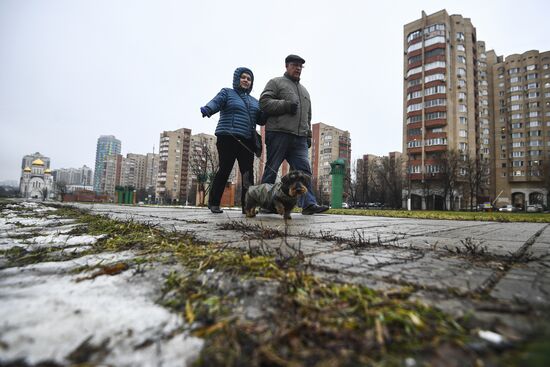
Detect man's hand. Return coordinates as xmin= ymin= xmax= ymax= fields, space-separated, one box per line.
xmin=289 ymin=102 xmax=298 ymax=115
xmin=307 ymin=137 xmax=312 ymax=148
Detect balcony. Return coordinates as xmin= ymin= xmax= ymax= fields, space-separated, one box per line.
xmin=425 ymin=119 xmax=447 ymax=128
xmin=424 ymin=145 xmax=447 ymax=153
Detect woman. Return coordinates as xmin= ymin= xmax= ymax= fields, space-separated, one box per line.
xmin=200 ymin=67 xmax=261 ymax=213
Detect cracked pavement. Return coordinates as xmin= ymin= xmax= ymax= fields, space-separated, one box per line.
xmin=1 ymin=201 xmax=549 ymax=366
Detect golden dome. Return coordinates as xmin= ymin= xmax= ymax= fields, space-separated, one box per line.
xmin=24 ymin=166 xmax=31 ymax=172
xmin=44 ymin=168 xmax=52 ymax=174
xmin=32 ymin=159 xmax=45 ymax=166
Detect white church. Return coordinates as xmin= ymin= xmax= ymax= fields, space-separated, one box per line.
xmin=19 ymin=152 xmax=54 ymax=200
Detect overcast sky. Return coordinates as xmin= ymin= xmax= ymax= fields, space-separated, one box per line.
xmin=1 ymin=0 xmax=548 ymax=182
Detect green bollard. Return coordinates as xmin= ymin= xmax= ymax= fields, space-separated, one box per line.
xmin=330 ymin=158 xmax=346 ymax=209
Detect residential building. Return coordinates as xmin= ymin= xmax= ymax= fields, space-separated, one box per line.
xmin=100 ymin=154 xmax=123 ymax=199
xmin=356 ymin=152 xmax=403 ymax=208
xmin=121 ymin=153 xmax=147 ymax=189
xmin=156 ymin=128 xmax=191 ymax=204
xmin=310 ymin=122 xmax=351 ymax=204
xmin=53 ymin=166 xmax=93 ymax=186
xmin=490 ymin=50 xmax=550 ymax=208
xmin=145 ymin=152 xmax=159 ymax=192
xmin=403 ymin=10 xmax=549 ymax=209
xmin=93 ymin=135 xmax=121 ymax=192
xmin=403 ymin=10 xmax=480 ymax=210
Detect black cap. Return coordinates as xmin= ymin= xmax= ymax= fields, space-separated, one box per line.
xmin=285 ymin=54 xmax=305 ymax=65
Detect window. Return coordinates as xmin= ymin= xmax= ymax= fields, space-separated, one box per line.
xmin=424 ymin=138 xmax=443 ymax=146
xmin=424 ymin=99 xmax=446 ymax=108
xmin=408 ymin=54 xmax=422 ymax=64
xmin=457 ymin=68 xmax=466 ymax=77
xmin=425 ymin=73 xmax=445 ymax=83
xmin=457 ymin=44 xmax=465 ymax=52
xmin=424 ymin=48 xmax=445 ymax=59
xmin=528 ymin=130 xmax=542 ymax=137
xmin=458 ymin=104 xmax=467 ymax=112
xmin=425 ymin=111 xmax=446 ymax=120
xmin=425 ymin=61 xmax=446 ymax=71
xmin=510 ymin=76 xmax=520 ymax=83
xmin=407 ymin=30 xmax=422 ymax=43
xmin=512 ymin=151 xmax=524 ymax=158
xmin=424 ymin=36 xmax=445 ymax=47
xmin=407 ymin=140 xmax=422 ymax=148
xmin=509 ymin=85 xmax=522 ymax=92
xmin=526 ymin=64 xmax=537 ymax=71
xmin=511 ymin=122 xmax=523 ymax=129
xmin=512 ymin=161 xmax=524 ymax=167
xmin=512 ymin=142 xmax=525 ymax=148
xmin=408 ymin=78 xmax=422 ymax=87
xmin=407 ymin=90 xmax=422 ymax=100
xmin=406 ymin=102 xmax=423 ymax=112
xmin=459 ymin=116 xmax=467 ymax=124
xmin=456 ymin=32 xmax=464 ymax=41
xmin=458 ymin=92 xmax=466 ymax=100
xmin=459 ymin=142 xmax=468 ymax=151
xmin=424 ymin=23 xmax=445 ymax=35
xmin=426 ymin=165 xmax=440 ymax=173
xmin=508 ymin=68 xmax=520 ymax=75
xmin=528 ymin=121 xmax=541 ymax=127
xmin=511 ymin=132 xmax=523 ymax=138
xmin=407 ymin=42 xmax=422 ymax=53
xmin=424 ymin=85 xmax=446 ymax=95
xmin=407 ymin=66 xmax=422 ymax=77
xmin=510 ymin=104 xmax=521 ymax=111
xmin=407 ymin=115 xmax=422 ymax=124
xmin=408 ymin=128 xmax=422 ymax=136
xmin=527 ymin=73 xmax=538 ymax=80
xmin=459 ymin=130 xmax=467 ymax=137
xmin=457 ymin=56 xmax=466 ymax=64
xmin=528 ymin=92 xmax=540 ymax=98
xmin=511 ymin=113 xmax=522 ymax=120
xmin=529 ymin=111 xmax=540 ymax=117
xmin=409 ymin=165 xmax=421 ymax=174
xmin=527 ymin=83 xmax=539 ymax=90
xmin=513 ymin=170 xmax=525 ymax=176
xmin=430 ymin=127 xmax=443 ymax=133
xmin=510 ymin=95 xmax=521 ymax=101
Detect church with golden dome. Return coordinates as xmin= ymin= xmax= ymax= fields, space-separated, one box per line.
xmin=19 ymin=152 xmax=54 ymax=200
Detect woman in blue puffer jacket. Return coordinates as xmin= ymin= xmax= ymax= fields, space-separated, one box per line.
xmin=200 ymin=67 xmax=261 ymax=213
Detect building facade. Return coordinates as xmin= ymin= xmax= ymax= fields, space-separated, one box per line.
xmin=311 ymin=122 xmax=351 ymax=204
xmin=156 ymin=128 xmax=191 ymax=204
xmin=490 ymin=50 xmax=550 ymax=208
xmin=93 ymin=135 xmax=121 ymax=192
xmin=53 ymin=165 xmax=93 ymax=186
xmin=403 ymin=10 xmax=549 ymax=210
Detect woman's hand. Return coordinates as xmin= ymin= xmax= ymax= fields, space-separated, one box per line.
xmin=200 ymin=106 xmax=212 ymax=118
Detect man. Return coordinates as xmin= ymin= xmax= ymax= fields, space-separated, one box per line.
xmin=259 ymin=54 xmax=329 ymax=215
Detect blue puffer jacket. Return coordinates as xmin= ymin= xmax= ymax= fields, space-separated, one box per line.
xmin=204 ymin=67 xmax=260 ymax=140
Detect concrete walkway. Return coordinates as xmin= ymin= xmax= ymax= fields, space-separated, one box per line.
xmin=1 ymin=201 xmax=549 ymax=366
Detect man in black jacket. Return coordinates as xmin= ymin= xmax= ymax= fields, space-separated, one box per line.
xmin=259 ymin=54 xmax=328 ymax=215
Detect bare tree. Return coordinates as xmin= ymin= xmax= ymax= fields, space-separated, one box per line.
xmin=439 ymin=150 xmax=461 ymax=210
xmin=54 ymin=181 xmax=68 ymax=202
xmin=375 ymin=156 xmax=403 ymax=208
xmin=345 ymin=159 xmax=360 ymax=207
xmin=188 ymin=137 xmax=219 ymax=206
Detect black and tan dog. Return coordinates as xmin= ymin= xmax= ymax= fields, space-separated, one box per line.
xmin=244 ymin=170 xmax=310 ymax=219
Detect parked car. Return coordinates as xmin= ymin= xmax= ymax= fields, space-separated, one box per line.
xmin=526 ymin=204 xmax=543 ymax=213
xmin=499 ymin=205 xmax=518 ymax=212
xmin=478 ymin=202 xmax=494 ymax=212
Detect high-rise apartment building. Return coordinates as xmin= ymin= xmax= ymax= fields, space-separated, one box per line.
xmin=310 ymin=122 xmax=351 ymax=203
xmin=93 ymin=135 xmax=121 ymax=192
xmin=490 ymin=50 xmax=550 ymax=208
xmin=403 ymin=10 xmax=481 ymax=209
xmin=403 ymin=10 xmax=549 ymax=210
xmin=53 ymin=166 xmax=93 ymax=186
xmin=100 ymin=154 xmax=122 ymax=199
xmin=120 ymin=153 xmax=147 ymax=190
xmin=145 ymin=152 xmax=159 ymax=192
xmin=156 ymin=128 xmax=191 ymax=204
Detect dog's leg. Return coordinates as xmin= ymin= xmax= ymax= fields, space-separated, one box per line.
xmin=274 ymin=201 xmax=285 ymax=217
xmin=283 ymin=209 xmax=292 ymax=220
xmin=244 ymin=192 xmax=257 ymax=218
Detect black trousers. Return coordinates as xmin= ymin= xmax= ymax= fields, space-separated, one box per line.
xmin=209 ymin=135 xmax=254 ymax=208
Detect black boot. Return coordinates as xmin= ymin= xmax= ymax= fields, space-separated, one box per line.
xmin=208 ymin=204 xmax=223 ymax=214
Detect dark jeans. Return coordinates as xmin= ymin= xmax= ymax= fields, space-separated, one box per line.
xmin=261 ymin=131 xmax=317 ymax=208
xmin=209 ymin=135 xmax=254 ymax=208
